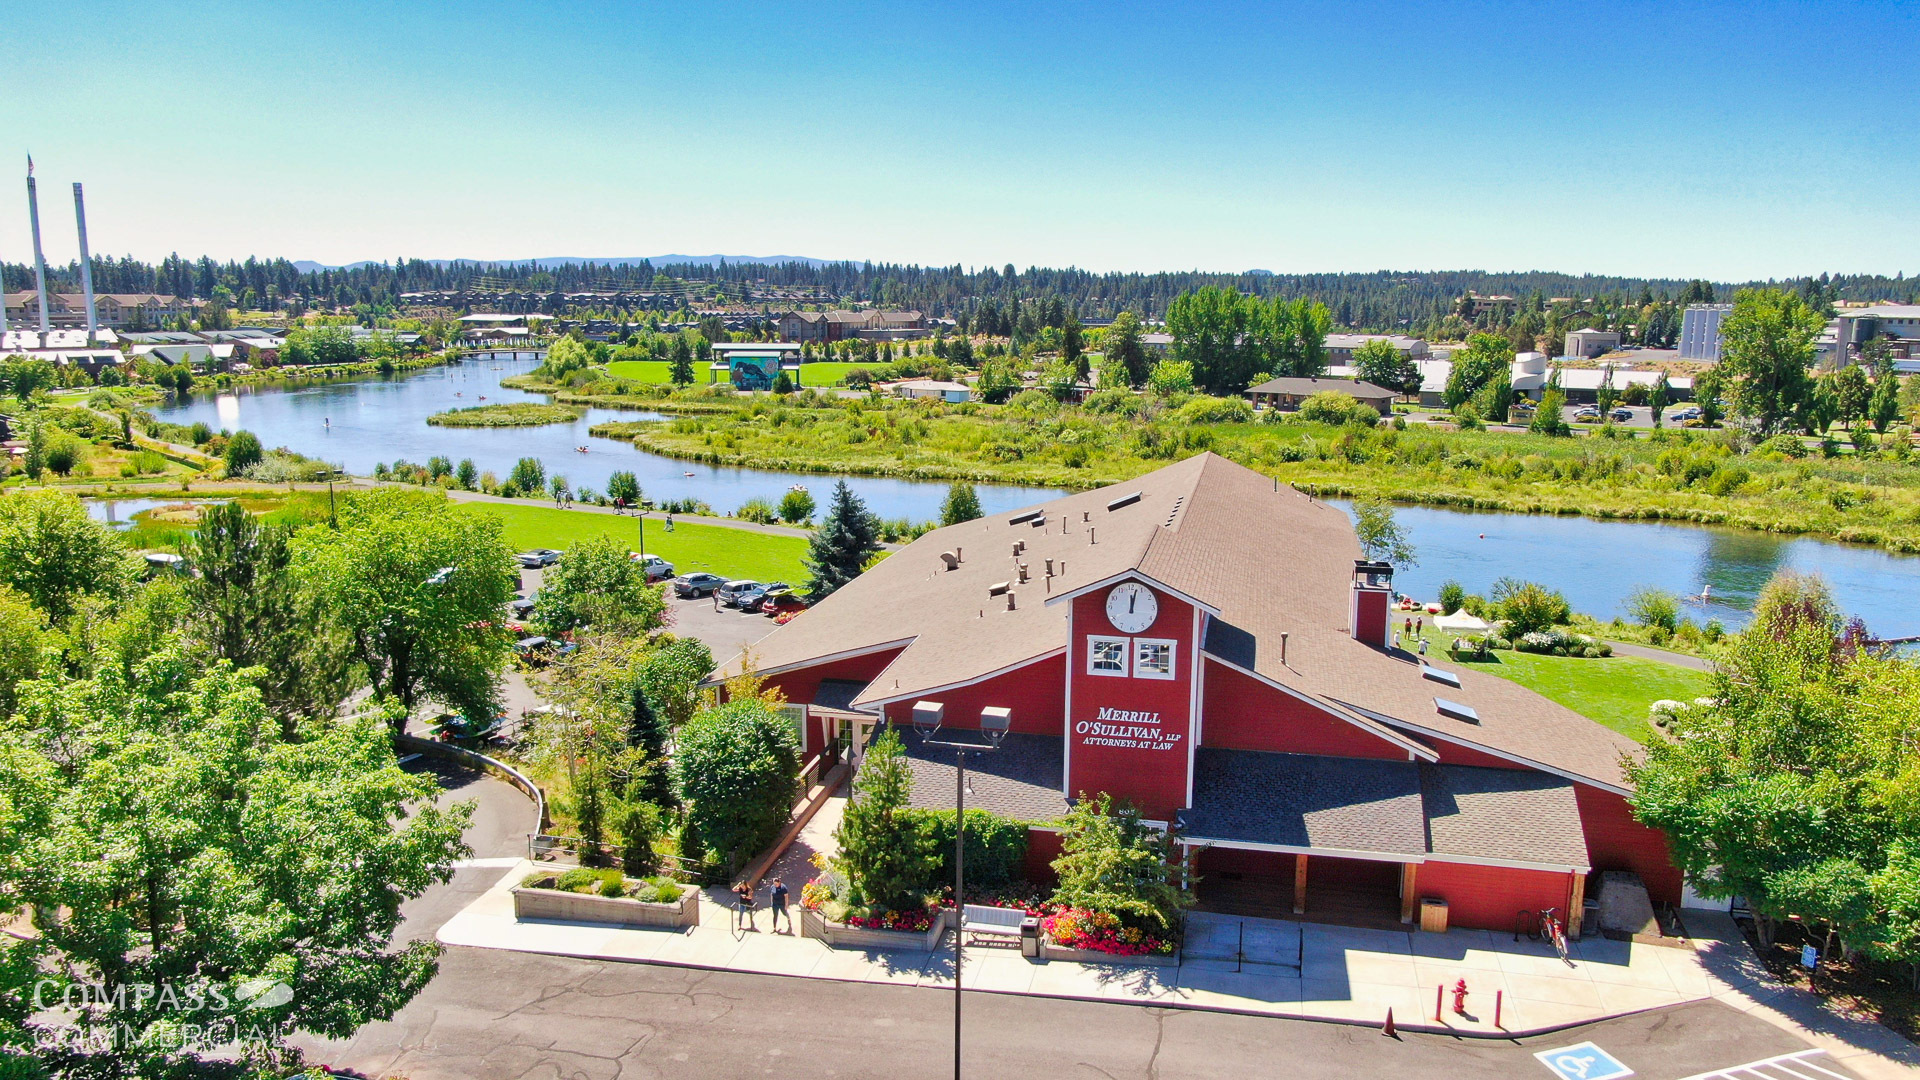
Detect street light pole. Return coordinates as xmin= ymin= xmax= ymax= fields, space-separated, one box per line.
xmin=909 ymin=701 xmax=1009 ymax=1080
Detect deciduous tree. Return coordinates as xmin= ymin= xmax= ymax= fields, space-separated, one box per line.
xmin=1719 ymin=289 xmax=1825 ymax=433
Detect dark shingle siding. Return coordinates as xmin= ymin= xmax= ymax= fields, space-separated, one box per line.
xmin=887 ymin=731 xmax=1069 ymax=823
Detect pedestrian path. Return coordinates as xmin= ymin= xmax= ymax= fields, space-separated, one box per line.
xmin=1684 ymin=910 xmax=1920 ymax=1080
xmin=440 ymin=861 xmax=1714 ymax=1036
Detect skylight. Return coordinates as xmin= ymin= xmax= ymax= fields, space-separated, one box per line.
xmin=1434 ymin=697 xmax=1479 ymax=723
xmin=1106 ymin=491 xmax=1143 ymax=512
xmin=1422 ymin=667 xmax=1461 ymax=688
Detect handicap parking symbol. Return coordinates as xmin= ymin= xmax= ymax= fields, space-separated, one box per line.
xmin=1534 ymin=1041 xmax=1633 ymax=1080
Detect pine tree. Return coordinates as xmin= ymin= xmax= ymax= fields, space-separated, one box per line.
xmin=939 ymin=482 xmax=983 ymax=526
xmin=669 ymin=335 xmax=695 ymax=387
xmin=805 ymin=480 xmax=882 ymax=599
xmin=831 ymin=728 xmax=937 ymax=910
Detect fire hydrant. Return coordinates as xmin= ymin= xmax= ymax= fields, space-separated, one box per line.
xmin=1452 ymin=979 xmax=1470 ymax=1016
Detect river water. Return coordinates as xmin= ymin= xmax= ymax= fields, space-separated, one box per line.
xmin=149 ymin=355 xmax=1066 ymax=522
xmin=147 ymin=359 xmax=1920 ymax=636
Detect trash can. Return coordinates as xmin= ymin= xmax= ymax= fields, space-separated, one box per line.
xmin=1020 ymin=916 xmax=1042 ymax=959
xmin=1419 ymin=898 xmax=1449 ymax=934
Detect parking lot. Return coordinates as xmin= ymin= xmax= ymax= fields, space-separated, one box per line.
xmin=510 ymin=565 xmax=779 ymax=664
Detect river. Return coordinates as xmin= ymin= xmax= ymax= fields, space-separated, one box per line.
xmin=147 ymin=359 xmax=1920 ymax=637
xmin=149 ymin=355 xmax=1066 ymax=522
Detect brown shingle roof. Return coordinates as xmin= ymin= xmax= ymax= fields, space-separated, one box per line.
xmin=716 ymin=453 xmax=1641 ymax=792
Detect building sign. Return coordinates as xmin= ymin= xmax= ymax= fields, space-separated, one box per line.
xmin=1077 ymin=707 xmax=1184 ymax=752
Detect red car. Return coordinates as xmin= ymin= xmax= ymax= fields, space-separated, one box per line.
xmin=761 ymin=591 xmax=810 ymax=617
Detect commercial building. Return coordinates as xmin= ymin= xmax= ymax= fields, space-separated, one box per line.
xmin=1564 ymin=328 xmax=1622 ymax=359
xmin=1826 ymin=305 xmax=1920 ymax=371
xmin=1244 ymin=376 xmax=1396 ymax=415
xmin=889 ymin=379 xmax=971 ymax=403
xmin=773 ymin=309 xmax=925 ymax=343
xmin=1323 ymin=334 xmax=1429 ymax=366
xmin=1678 ymin=304 xmax=1731 ymax=361
xmin=708 ymin=341 xmax=804 ymax=389
xmin=4 ymin=291 xmax=193 ymax=330
xmin=716 ymin=455 xmax=1680 ymax=933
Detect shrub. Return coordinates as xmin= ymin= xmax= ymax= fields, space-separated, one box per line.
xmin=1176 ymin=396 xmax=1253 ymax=425
xmin=1757 ymin=433 xmax=1807 ymax=459
xmin=1625 ymin=586 xmax=1681 ymax=633
xmin=832 ymin=729 xmax=938 ymax=911
xmin=1490 ymin=578 xmax=1570 ymax=636
xmin=633 ymin=876 xmax=684 ymax=903
xmin=44 ymin=435 xmax=85 ymax=476
xmin=778 ymin=488 xmax=816 ymax=524
xmin=909 ymin=808 xmax=1030 ymax=890
xmin=736 ymin=497 xmax=779 ymax=524
xmin=1051 ymin=793 xmax=1190 ymax=935
xmin=555 ymin=867 xmax=599 ymax=893
xmin=673 ymin=698 xmax=801 ymax=872
xmin=1437 ymin=580 xmax=1466 ymax=615
xmin=510 ymin=456 xmax=546 ymax=493
xmin=1297 ymin=391 xmax=1378 ymax=427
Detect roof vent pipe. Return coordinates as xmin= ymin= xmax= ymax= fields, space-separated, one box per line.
xmin=1281 ymin=632 xmax=1289 ymax=665
xmin=1044 ymin=558 xmax=1054 ymax=576
xmin=955 ymin=546 xmax=962 ymax=563
xmin=1017 ymin=563 xmax=1029 ymax=584
xmin=1083 ymin=511 xmax=1090 ymax=522
xmin=1089 ymin=527 xmax=1096 ymax=545
xmin=1006 ymin=590 xmax=1017 ymax=611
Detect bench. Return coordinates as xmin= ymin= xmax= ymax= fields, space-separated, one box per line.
xmin=961 ymin=904 xmax=1028 ymax=945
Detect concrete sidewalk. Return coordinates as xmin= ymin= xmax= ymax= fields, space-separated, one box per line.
xmin=1684 ymin=910 xmax=1920 ymax=1080
xmin=441 ymin=861 xmax=1713 ymax=1037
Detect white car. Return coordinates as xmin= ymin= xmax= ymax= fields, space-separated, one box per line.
xmin=632 ymin=553 xmax=674 ymax=581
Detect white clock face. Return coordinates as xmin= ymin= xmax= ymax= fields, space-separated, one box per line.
xmin=1105 ymin=582 xmax=1159 ymax=633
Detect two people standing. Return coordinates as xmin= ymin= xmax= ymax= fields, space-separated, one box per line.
xmin=732 ymin=878 xmax=791 ymax=933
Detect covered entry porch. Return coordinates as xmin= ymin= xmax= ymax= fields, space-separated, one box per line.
xmin=1184 ymin=843 xmax=1420 ymax=932
xmin=1177 ymin=748 xmax=1594 ymax=936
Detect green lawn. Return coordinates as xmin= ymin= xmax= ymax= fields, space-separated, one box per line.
xmin=462 ymin=501 xmax=810 ymax=582
xmin=605 ymin=360 xmax=872 ymax=388
xmin=1451 ymin=648 xmax=1710 ymax=743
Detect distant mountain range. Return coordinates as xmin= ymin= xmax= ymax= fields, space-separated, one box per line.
xmin=288 ymin=254 xmax=844 ymax=273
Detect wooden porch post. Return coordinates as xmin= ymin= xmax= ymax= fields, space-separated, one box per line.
xmin=1568 ymin=872 xmax=1587 ymax=938
xmin=1293 ymin=854 xmax=1308 ymax=915
xmin=1400 ymin=863 xmax=1418 ymax=925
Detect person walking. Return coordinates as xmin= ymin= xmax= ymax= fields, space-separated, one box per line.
xmin=769 ymin=878 xmax=790 ymax=933
xmin=734 ymin=880 xmax=756 ymax=932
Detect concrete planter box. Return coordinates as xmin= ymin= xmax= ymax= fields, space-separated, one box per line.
xmin=1042 ymin=938 xmax=1179 ymax=967
xmin=512 ymin=884 xmax=699 ymax=929
xmin=800 ymin=905 xmax=951 ymax=951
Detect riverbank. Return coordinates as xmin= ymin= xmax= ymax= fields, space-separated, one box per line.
xmin=568 ymin=390 xmax=1920 ymax=552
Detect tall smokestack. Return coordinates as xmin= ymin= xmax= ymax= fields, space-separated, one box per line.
xmin=73 ymin=182 xmax=97 ymax=343
xmin=26 ymin=157 xmax=51 ymax=334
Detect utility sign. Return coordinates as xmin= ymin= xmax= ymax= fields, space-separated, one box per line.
xmin=1535 ymin=1042 xmax=1633 ymax=1080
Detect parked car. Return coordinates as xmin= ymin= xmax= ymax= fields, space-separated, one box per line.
xmin=506 ymin=596 xmax=537 ymax=620
xmin=1669 ymin=407 xmax=1701 ymax=422
xmin=672 ymin=572 xmax=727 ymax=598
xmin=735 ymin=581 xmax=791 ymax=611
xmin=631 ymin=553 xmax=675 ymax=581
xmin=716 ymin=580 xmax=763 ymax=608
xmin=1572 ymin=407 xmax=1601 ymax=422
xmin=762 ymin=590 xmax=810 ymax=617
xmin=1610 ymin=407 xmax=1634 ymax=422
xmin=516 ymin=548 xmax=562 ymax=569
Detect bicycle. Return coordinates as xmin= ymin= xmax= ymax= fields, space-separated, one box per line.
xmin=1539 ymin=906 xmax=1570 ymax=964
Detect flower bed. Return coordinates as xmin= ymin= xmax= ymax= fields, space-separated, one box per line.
xmin=1040 ymin=908 xmax=1178 ymax=964
xmin=513 ymin=869 xmax=699 ymax=929
xmin=799 ymin=905 xmax=951 ymax=951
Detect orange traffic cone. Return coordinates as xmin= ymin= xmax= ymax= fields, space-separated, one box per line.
xmin=1383 ymin=1007 xmax=1397 ymax=1038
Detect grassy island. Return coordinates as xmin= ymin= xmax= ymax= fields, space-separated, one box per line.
xmin=427 ymin=402 xmax=585 ymax=427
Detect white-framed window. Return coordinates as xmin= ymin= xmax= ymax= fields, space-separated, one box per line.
xmin=1088 ymin=635 xmax=1130 ymax=677
xmin=1133 ymin=638 xmax=1177 ymax=680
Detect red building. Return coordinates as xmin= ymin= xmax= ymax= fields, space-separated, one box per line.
xmin=717 ymin=454 xmax=1678 ymax=935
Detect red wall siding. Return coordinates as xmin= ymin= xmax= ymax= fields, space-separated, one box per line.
xmin=1024 ymin=827 xmax=1063 ymax=888
xmin=1417 ymin=860 xmax=1574 ymax=933
xmin=1576 ymin=784 xmax=1683 ymax=906
xmin=761 ymin=648 xmax=905 ymax=754
xmin=879 ymin=653 xmax=1066 ymax=735
xmin=1353 ymin=587 xmax=1390 ymax=647
xmin=1066 ymin=583 xmax=1197 ymax=821
xmin=1201 ymin=660 xmax=1408 ymax=760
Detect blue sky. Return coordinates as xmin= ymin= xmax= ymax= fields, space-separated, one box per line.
xmin=5 ymin=0 xmax=1916 ymax=279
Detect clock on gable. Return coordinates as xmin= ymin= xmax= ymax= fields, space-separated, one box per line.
xmin=1105 ymin=582 xmax=1159 ymax=634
